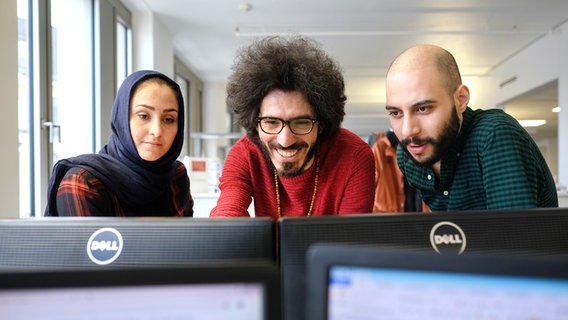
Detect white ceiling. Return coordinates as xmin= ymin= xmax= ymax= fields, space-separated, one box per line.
xmin=125 ymin=0 xmax=567 ymax=139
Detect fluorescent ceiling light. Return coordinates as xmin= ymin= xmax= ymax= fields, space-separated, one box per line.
xmin=518 ymin=119 xmax=546 ymax=127
xmin=552 ymin=107 xmax=560 ymax=113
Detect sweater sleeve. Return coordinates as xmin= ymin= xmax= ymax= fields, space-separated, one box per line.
xmin=209 ymin=139 xmax=254 ymax=217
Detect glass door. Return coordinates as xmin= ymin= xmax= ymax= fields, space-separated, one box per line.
xmin=49 ymin=0 xmax=94 ymax=163
xmin=17 ymin=0 xmax=32 ymax=217
xmin=17 ymin=0 xmax=94 ymax=217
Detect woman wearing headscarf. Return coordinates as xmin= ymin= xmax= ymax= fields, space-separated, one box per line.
xmin=44 ymin=70 xmax=193 ymax=216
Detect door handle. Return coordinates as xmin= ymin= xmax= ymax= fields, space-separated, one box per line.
xmin=42 ymin=121 xmax=61 ymax=143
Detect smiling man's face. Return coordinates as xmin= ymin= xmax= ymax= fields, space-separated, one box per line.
xmin=257 ymin=89 xmax=319 ymax=177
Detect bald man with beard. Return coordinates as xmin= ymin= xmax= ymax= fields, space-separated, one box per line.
xmin=384 ymin=44 xmax=557 ymax=211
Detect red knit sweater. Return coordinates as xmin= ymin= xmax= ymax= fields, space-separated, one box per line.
xmin=210 ymin=128 xmax=375 ymax=220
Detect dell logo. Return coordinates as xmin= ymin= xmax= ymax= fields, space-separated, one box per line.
xmin=87 ymin=228 xmax=123 ymax=265
xmin=430 ymin=221 xmax=466 ymax=254
xmin=90 ymin=240 xmax=120 ymax=251
xmin=434 ymin=234 xmax=463 ymax=245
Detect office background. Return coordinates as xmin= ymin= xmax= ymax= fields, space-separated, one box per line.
xmin=1 ymin=0 xmax=567 ymax=219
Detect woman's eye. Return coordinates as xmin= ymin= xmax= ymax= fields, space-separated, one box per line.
xmin=137 ymin=113 xmax=148 ymax=120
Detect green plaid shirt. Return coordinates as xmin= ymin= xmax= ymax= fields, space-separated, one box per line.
xmin=397 ymin=107 xmax=558 ymax=211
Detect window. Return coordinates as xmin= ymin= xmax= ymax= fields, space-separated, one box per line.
xmin=17 ymin=0 xmax=31 ymax=217
xmin=115 ymin=20 xmax=131 ymax=89
xmin=16 ymin=0 xmax=136 ymax=217
xmin=50 ymin=0 xmax=94 ymax=161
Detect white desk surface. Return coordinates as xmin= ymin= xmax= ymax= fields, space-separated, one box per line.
xmin=191 ymin=193 xmax=254 ymax=218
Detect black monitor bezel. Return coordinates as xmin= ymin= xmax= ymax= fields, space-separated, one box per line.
xmin=278 ymin=207 xmax=568 ymax=320
xmin=305 ymin=243 xmax=568 ymax=320
xmin=0 ymin=216 xmax=276 ymax=271
xmin=0 ymin=262 xmax=282 ymax=320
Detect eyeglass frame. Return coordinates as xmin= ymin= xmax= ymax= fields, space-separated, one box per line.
xmin=257 ymin=116 xmax=318 ymax=135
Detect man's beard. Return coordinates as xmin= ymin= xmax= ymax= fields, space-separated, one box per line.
xmin=400 ymin=106 xmax=460 ymax=168
xmin=258 ymin=140 xmax=317 ymax=178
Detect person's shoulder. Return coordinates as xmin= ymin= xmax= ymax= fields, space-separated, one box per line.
xmin=334 ymin=128 xmax=368 ymax=144
xmin=470 ymin=107 xmax=518 ymax=126
xmin=59 ymin=166 xmax=107 ymax=191
xmin=227 ymin=134 xmax=263 ymax=156
xmin=332 ymin=128 xmax=367 ymax=144
xmin=467 ymin=107 xmax=525 ymax=135
xmin=227 ymin=134 xmax=255 ymax=149
xmin=174 ymin=160 xmax=188 ymax=173
xmin=466 ymin=107 xmax=534 ymax=148
xmin=223 ymin=134 xmax=266 ymax=170
xmin=62 ymin=166 xmax=96 ymax=179
xmin=323 ymin=128 xmax=372 ymax=155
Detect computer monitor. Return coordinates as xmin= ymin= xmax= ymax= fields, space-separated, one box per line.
xmin=278 ymin=208 xmax=568 ymax=320
xmin=306 ymin=243 xmax=568 ymax=320
xmin=0 ymin=262 xmax=281 ymax=320
xmin=0 ymin=217 xmax=275 ymax=270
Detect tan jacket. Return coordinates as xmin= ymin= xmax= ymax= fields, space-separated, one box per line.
xmin=371 ymin=132 xmax=429 ymax=213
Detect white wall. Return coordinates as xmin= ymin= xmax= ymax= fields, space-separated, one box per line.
xmin=202 ymin=81 xmax=231 ymax=158
xmin=152 ymin=17 xmax=174 ymax=77
xmin=560 ymin=76 xmax=568 ymax=186
xmin=130 ymin=6 xmax=174 ymax=77
xmin=0 ymin=0 xmax=20 ymax=218
xmin=476 ymin=21 xmax=568 ymax=186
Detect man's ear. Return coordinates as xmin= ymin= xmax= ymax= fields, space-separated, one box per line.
xmin=454 ymin=84 xmax=470 ymax=113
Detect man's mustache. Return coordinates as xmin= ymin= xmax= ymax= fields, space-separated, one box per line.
xmin=400 ymin=137 xmax=435 ymax=147
xmin=268 ymin=142 xmax=309 ymax=150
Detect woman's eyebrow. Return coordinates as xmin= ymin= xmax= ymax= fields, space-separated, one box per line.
xmin=133 ymin=104 xmax=178 ymax=113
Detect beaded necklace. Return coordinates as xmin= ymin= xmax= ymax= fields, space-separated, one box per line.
xmin=274 ymin=157 xmax=320 ymax=217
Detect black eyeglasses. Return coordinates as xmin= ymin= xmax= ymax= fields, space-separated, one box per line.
xmin=257 ymin=117 xmax=318 ymax=135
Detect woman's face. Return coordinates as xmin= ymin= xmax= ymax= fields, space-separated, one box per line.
xmin=129 ymin=81 xmax=179 ymax=162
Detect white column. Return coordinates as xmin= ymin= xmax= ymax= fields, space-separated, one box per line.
xmin=0 ymin=0 xmax=20 ymax=218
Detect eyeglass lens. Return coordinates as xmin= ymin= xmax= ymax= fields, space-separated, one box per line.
xmin=259 ymin=118 xmax=315 ymax=134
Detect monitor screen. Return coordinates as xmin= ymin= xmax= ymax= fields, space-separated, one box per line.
xmin=279 ymin=208 xmax=568 ymax=320
xmin=307 ymin=244 xmax=568 ymax=320
xmin=0 ymin=217 xmax=275 ymax=270
xmin=0 ymin=262 xmax=281 ymax=320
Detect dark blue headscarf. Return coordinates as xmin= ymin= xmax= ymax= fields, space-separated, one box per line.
xmin=44 ymin=70 xmax=185 ymax=216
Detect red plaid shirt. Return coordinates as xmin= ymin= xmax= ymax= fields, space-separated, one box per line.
xmin=55 ymin=162 xmax=193 ymax=216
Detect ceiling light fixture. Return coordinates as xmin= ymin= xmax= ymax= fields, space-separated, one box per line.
xmin=234 ymin=28 xmax=546 ymax=37
xmin=518 ymin=120 xmax=546 ymax=127
xmin=552 ymin=106 xmax=560 ymax=113
xmin=239 ymin=3 xmax=252 ymax=13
